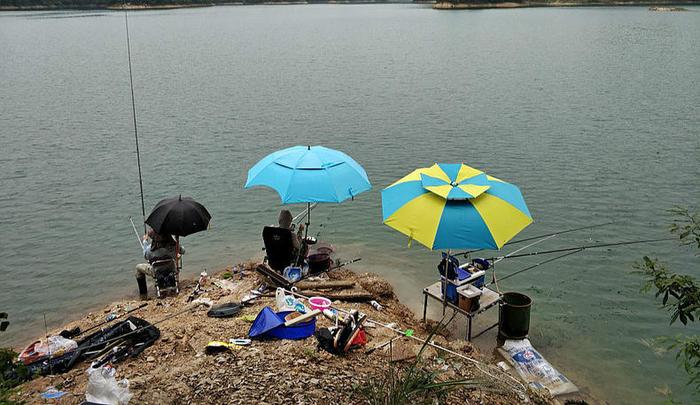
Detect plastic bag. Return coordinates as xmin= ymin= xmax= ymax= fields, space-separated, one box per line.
xmin=282 ymin=266 xmax=302 ymax=282
xmin=34 ymin=335 xmax=78 ymax=357
xmin=85 ymin=366 xmax=132 ymax=405
xmin=275 ymin=288 xmax=308 ymax=313
xmin=497 ymin=339 xmax=578 ymax=396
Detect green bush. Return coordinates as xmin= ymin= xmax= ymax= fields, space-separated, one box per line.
xmin=635 ymin=207 xmax=700 ymax=401
xmin=0 ymin=348 xmax=27 ymax=405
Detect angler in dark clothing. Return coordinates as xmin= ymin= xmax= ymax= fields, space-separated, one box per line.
xmin=135 ymin=229 xmax=184 ymax=300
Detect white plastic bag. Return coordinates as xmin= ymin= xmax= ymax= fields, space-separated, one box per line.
xmin=497 ymin=339 xmax=578 ymax=396
xmin=35 ymin=336 xmax=78 ymax=357
xmin=275 ymin=288 xmax=308 ymax=313
xmin=85 ymin=366 xmax=132 ymax=405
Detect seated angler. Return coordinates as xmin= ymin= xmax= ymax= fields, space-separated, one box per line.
xmin=278 ymin=209 xmax=305 ymax=258
xmin=135 ymin=228 xmax=184 ymax=300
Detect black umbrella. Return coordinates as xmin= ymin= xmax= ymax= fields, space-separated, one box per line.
xmin=145 ymin=195 xmax=211 ymax=237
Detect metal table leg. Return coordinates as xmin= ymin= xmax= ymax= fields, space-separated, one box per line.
xmin=467 ymin=315 xmax=473 ymax=341
xmin=422 ymin=293 xmax=428 ymax=323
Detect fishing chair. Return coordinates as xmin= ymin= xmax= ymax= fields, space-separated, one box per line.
xmin=262 ymin=226 xmax=307 ymax=272
xmin=151 ymin=258 xmax=179 ymax=298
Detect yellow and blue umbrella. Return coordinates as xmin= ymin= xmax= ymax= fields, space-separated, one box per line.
xmin=381 ymin=163 xmax=532 ymax=250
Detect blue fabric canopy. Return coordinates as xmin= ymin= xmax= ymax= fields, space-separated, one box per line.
xmin=244 ymin=145 xmax=371 ymax=204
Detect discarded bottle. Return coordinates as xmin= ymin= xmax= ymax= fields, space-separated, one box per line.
xmin=105 ymin=313 xmax=117 ymax=322
xmin=232 ymin=265 xmax=242 ymax=280
xmin=370 ymin=300 xmax=383 ymax=311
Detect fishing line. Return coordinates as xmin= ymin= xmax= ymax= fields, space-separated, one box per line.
xmin=123 ymin=3 xmax=146 ymax=233
xmin=487 ymin=237 xmax=674 ymax=262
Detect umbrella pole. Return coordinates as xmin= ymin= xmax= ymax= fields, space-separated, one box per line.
xmin=442 ymin=250 xmax=450 ymax=315
xmin=305 ymin=202 xmax=310 ymax=240
xmin=176 ymin=235 xmax=180 ymax=271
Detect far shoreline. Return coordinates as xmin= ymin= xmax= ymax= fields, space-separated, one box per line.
xmin=1 ymin=0 xmax=698 ymax=11
xmin=432 ymin=0 xmax=697 ymax=8
xmin=0 ymin=1 xmax=412 ymax=11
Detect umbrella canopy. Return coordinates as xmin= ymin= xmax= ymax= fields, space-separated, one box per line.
xmin=381 ymin=163 xmax=532 ymax=250
xmin=145 ymin=195 xmax=211 ymax=237
xmin=244 ymin=145 xmax=371 ymax=204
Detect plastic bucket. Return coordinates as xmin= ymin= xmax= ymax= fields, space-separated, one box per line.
xmin=308 ymin=296 xmax=332 ymax=311
xmin=499 ymin=292 xmax=532 ymax=339
xmin=308 ymin=253 xmax=332 ymax=274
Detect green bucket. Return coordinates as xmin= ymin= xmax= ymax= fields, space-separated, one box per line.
xmin=499 ymin=292 xmax=532 ymax=339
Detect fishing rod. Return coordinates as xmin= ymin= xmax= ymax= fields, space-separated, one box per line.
xmin=293 ymin=203 xmax=318 ymax=224
xmin=455 ymin=221 xmax=615 ymax=258
xmin=487 ymin=237 xmax=674 ymax=262
xmin=123 ymin=1 xmax=146 ymax=233
xmin=70 ymin=303 xmax=204 ymax=356
xmin=492 ymin=234 xmax=557 ymax=265
xmin=60 ymin=303 xmax=149 ymax=339
xmin=129 ymin=216 xmax=145 ymax=249
xmin=487 ymin=248 xmax=584 ymax=287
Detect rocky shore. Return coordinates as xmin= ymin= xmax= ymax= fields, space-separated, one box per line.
xmin=7 ymin=262 xmax=564 ymax=405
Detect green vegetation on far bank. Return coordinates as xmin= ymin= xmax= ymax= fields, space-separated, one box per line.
xmin=0 ymin=0 xmax=407 ymax=9
xmin=3 ymin=0 xmax=699 ymax=10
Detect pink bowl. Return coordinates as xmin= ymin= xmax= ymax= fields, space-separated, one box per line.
xmin=308 ymin=296 xmax=332 ymax=311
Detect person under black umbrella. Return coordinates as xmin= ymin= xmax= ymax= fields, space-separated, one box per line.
xmin=135 ymin=195 xmax=211 ymax=299
xmin=135 ymin=228 xmax=185 ymax=300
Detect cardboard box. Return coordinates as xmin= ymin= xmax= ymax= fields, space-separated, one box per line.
xmin=457 ymin=284 xmax=482 ymax=312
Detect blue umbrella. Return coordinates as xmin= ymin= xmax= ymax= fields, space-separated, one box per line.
xmin=245 ymin=145 xmax=371 ymax=204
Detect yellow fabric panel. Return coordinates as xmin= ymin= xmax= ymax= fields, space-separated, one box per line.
xmin=456 ymin=164 xmax=483 ymax=183
xmin=424 ymin=184 xmax=452 ymax=199
xmin=486 ymin=175 xmax=504 ymax=183
xmin=422 ymin=164 xmax=451 ymax=183
xmin=457 ymin=184 xmax=490 ymax=198
xmin=387 ymin=168 xmax=424 ymax=188
xmin=383 ymin=192 xmax=446 ymax=250
xmin=472 ymin=193 xmax=533 ymax=248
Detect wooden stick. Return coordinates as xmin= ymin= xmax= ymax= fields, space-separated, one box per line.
xmin=295 ymin=280 xmax=355 ymax=290
xmin=284 ymin=309 xmax=321 ymax=326
xmin=300 ymin=290 xmax=373 ymax=302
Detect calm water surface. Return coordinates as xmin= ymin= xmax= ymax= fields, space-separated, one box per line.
xmin=1 ymin=5 xmax=699 ymax=403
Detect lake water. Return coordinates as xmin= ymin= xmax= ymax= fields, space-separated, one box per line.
xmin=1 ymin=4 xmax=699 ymax=403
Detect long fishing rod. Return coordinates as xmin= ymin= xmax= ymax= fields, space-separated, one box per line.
xmin=61 ymin=303 xmax=149 ymax=339
xmin=487 ymin=248 xmax=584 ymax=287
xmin=71 ymin=303 xmax=204 ymax=356
xmin=492 ymin=233 xmax=557 ymax=265
xmin=488 ymin=237 xmax=673 ymax=261
xmin=123 ymin=2 xmax=146 ymax=233
xmin=455 ymin=221 xmax=614 ymax=258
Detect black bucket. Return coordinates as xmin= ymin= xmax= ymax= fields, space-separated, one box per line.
xmin=499 ymin=292 xmax=532 ymax=339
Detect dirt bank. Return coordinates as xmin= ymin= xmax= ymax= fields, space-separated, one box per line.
xmin=9 ymin=264 xmax=556 ymax=404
